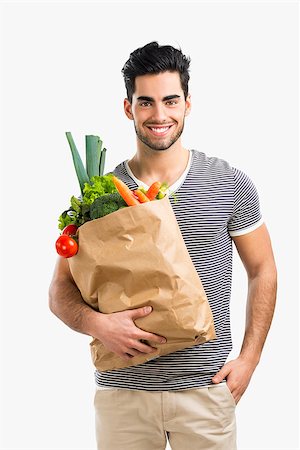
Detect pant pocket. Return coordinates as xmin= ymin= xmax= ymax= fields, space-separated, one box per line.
xmin=224 ymin=382 xmax=236 ymax=407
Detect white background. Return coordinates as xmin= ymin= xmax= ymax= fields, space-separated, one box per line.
xmin=0 ymin=1 xmax=299 ymax=449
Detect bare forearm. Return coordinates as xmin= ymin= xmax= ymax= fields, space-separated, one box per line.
xmin=239 ymin=268 xmax=277 ymax=365
xmin=49 ymin=279 xmax=100 ymax=336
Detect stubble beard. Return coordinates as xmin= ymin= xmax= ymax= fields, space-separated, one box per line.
xmin=134 ymin=120 xmax=185 ymax=151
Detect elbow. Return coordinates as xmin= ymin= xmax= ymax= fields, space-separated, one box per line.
xmin=269 ymin=262 xmax=278 ymax=286
xmin=247 ymin=261 xmax=278 ymax=297
xmin=262 ymin=262 xmax=278 ymax=285
xmin=48 ymin=281 xmax=58 ymax=316
xmin=247 ymin=258 xmax=278 ymax=282
xmin=267 ymin=266 xmax=278 ymax=300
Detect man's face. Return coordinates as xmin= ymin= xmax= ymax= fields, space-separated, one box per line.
xmin=124 ymin=71 xmax=191 ymax=151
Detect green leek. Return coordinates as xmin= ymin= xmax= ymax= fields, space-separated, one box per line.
xmin=65 ymin=132 xmax=90 ymax=195
xmin=99 ymin=147 xmax=107 ymax=176
xmin=86 ymin=135 xmax=102 ymax=179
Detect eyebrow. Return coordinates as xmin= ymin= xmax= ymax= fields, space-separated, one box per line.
xmin=137 ymin=95 xmax=181 ymax=102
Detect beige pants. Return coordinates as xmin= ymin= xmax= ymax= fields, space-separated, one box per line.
xmin=94 ymin=383 xmax=237 ymax=450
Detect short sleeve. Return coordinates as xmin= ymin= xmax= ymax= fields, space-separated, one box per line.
xmin=228 ymin=167 xmax=264 ymax=237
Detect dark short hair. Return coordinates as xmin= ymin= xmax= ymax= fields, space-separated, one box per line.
xmin=121 ymin=41 xmax=191 ymax=103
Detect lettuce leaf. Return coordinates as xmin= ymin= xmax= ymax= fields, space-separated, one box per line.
xmin=58 ymin=210 xmax=78 ymax=230
xmin=82 ymin=174 xmax=117 ymax=205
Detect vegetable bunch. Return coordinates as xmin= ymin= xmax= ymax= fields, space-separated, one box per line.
xmin=55 ymin=132 xmax=169 ymax=258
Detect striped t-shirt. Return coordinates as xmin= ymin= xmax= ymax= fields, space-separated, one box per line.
xmin=95 ymin=149 xmax=263 ymax=391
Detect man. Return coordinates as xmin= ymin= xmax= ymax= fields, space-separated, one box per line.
xmin=49 ymin=42 xmax=277 ymax=450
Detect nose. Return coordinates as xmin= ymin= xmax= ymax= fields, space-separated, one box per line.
xmin=151 ymin=103 xmax=168 ymax=123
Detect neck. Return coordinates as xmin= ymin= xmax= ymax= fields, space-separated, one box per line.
xmin=128 ymin=139 xmax=190 ymax=187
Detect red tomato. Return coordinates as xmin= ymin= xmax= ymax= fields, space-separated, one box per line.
xmin=55 ymin=235 xmax=78 ymax=258
xmin=62 ymin=224 xmax=78 ymax=236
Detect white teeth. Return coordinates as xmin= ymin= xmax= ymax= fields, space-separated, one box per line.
xmin=150 ymin=127 xmax=169 ymax=133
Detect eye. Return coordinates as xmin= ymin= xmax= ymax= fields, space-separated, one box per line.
xmin=140 ymin=102 xmax=152 ymax=107
xmin=165 ymin=100 xmax=178 ymax=106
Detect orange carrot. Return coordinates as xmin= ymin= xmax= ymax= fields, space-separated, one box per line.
xmin=133 ymin=189 xmax=151 ymax=203
xmin=146 ymin=181 xmax=162 ymax=200
xmin=112 ymin=176 xmax=140 ymax=206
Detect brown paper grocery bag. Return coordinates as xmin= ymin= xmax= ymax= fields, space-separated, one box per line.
xmin=68 ymin=196 xmax=216 ymax=371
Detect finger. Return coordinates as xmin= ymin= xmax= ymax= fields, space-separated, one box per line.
xmin=140 ymin=332 xmax=167 ymax=345
xmin=126 ymin=348 xmax=142 ymax=357
xmin=133 ymin=341 xmax=158 ymax=354
xmin=129 ymin=306 xmax=152 ymax=319
xmin=120 ymin=353 xmax=132 ymax=361
xmin=212 ymin=364 xmax=231 ymax=383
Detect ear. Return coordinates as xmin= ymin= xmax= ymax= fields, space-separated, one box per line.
xmin=124 ymin=98 xmax=134 ymax=120
xmin=184 ymin=94 xmax=191 ymax=116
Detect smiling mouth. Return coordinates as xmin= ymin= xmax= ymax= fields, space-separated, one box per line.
xmin=146 ymin=124 xmax=174 ymax=137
